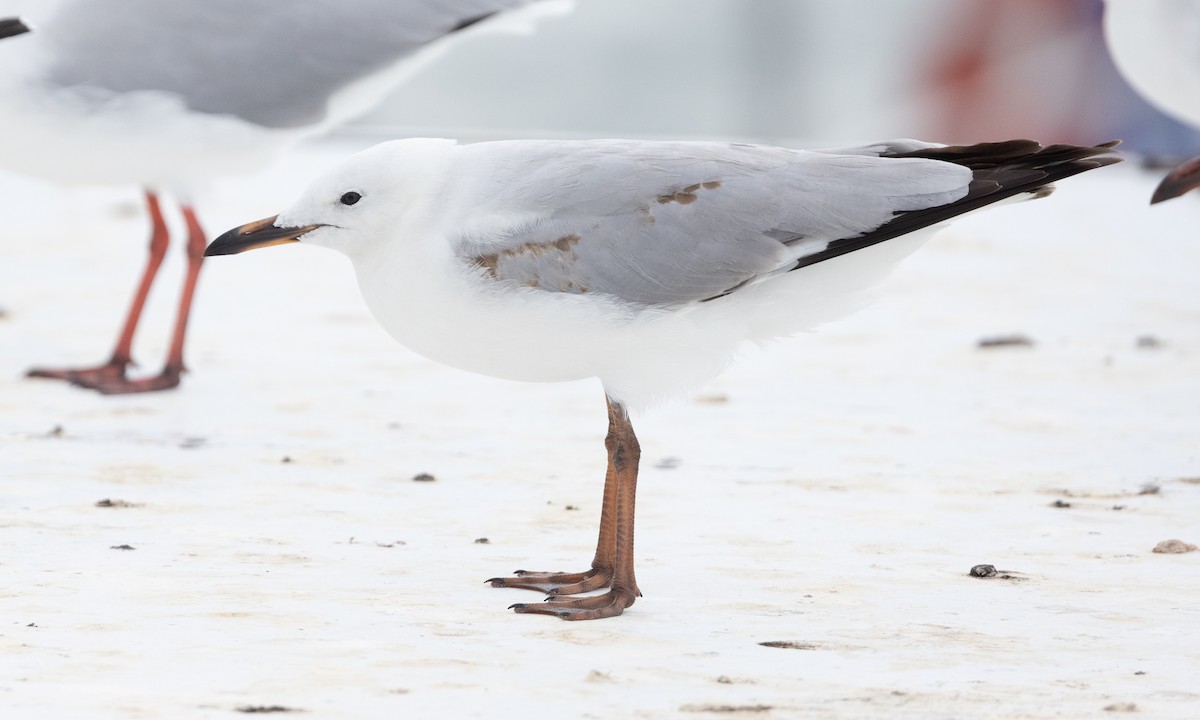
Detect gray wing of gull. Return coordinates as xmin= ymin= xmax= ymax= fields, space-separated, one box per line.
xmin=39 ymin=0 xmax=538 ymax=128
xmin=451 ymin=139 xmax=973 ymax=307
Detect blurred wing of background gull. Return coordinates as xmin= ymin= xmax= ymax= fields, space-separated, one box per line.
xmin=344 ymin=0 xmax=1200 ymax=156
xmin=0 ymin=0 xmax=566 ymax=394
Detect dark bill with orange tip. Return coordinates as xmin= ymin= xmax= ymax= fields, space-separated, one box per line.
xmin=204 ymin=216 xmax=323 ymax=256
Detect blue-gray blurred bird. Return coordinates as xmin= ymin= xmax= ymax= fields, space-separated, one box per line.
xmin=1105 ymin=0 xmax=1200 ymax=203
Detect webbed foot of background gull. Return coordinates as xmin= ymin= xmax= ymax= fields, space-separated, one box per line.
xmin=27 ymin=361 xmax=126 ymax=385
xmin=84 ymin=367 xmax=181 ymax=394
xmin=27 ymin=361 xmax=181 ymax=394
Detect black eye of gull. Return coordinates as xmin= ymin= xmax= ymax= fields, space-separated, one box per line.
xmin=340 ymin=191 xmax=362 ymax=206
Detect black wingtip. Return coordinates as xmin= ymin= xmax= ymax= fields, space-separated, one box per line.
xmin=0 ymin=17 xmax=31 ymax=40
xmin=887 ymin=139 xmax=1123 ymax=174
xmin=791 ymin=139 xmax=1123 ymax=272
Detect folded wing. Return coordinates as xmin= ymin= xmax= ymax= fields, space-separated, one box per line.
xmin=453 ymin=139 xmax=1119 ymax=306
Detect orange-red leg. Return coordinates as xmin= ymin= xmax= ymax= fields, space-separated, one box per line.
xmin=492 ymin=396 xmax=642 ymax=620
xmin=28 ymin=191 xmax=169 ymax=389
xmin=28 ymin=193 xmax=207 ymax=394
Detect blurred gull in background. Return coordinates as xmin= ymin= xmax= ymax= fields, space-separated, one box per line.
xmin=1104 ymin=0 xmax=1200 ymax=202
xmin=0 ymin=0 xmax=565 ymax=393
xmin=205 ymin=137 xmax=1120 ymax=619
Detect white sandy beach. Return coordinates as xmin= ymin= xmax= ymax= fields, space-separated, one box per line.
xmin=1 ymin=140 xmax=1197 ymax=719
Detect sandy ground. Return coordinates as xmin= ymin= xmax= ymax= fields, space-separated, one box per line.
xmin=1 ymin=141 xmax=1198 ymax=719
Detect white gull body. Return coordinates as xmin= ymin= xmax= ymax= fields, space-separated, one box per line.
xmin=337 ymin=145 xmax=952 ymax=408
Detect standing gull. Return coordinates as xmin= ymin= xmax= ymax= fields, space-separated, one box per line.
xmin=1105 ymin=0 xmax=1200 ymax=202
xmin=206 ymin=137 xmax=1121 ymax=620
xmin=0 ymin=0 xmax=561 ymax=393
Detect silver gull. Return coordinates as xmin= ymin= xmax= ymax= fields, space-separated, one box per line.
xmin=205 ymin=136 xmax=1121 ymax=620
xmin=0 ymin=0 xmax=563 ymax=393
